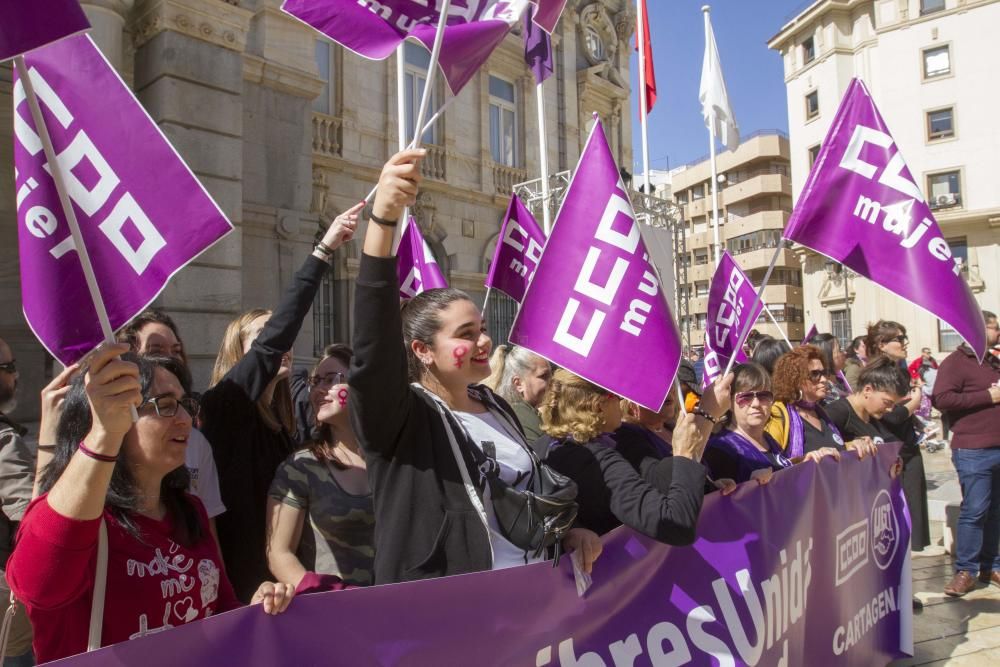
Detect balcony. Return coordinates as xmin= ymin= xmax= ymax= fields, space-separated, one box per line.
xmin=724 ymin=210 xmax=790 ymax=236
xmin=491 ymin=162 xmax=528 ymax=196
xmin=421 ymin=143 xmax=447 ymax=181
xmin=685 ymin=261 xmax=715 ymax=283
xmin=723 ymin=173 xmax=791 ymax=206
xmin=311 ymin=112 xmax=342 ymax=158
xmin=729 ymin=246 xmax=798 ymax=270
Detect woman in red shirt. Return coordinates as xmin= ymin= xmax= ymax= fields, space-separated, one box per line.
xmin=7 ymin=345 xmax=294 ymax=663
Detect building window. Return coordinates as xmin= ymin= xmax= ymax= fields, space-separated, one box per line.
xmin=693 ymin=249 xmax=709 ymax=266
xmin=726 ymin=229 xmax=783 ymax=256
xmin=805 ymin=91 xmax=819 ymax=120
xmin=404 ymin=42 xmax=439 ymax=144
xmin=691 ymin=183 xmax=706 ymax=201
xmin=830 ymin=310 xmax=851 ymax=352
xmin=927 ymin=170 xmax=961 ymax=209
xmin=312 ymin=269 xmax=336 ymax=356
xmin=920 ymin=0 xmax=946 ymax=16
xmin=696 ymin=313 xmax=708 ymax=330
xmin=695 ymin=281 xmax=709 ymax=298
xmin=922 ymin=45 xmax=950 ymax=79
xmin=926 ymin=107 xmax=954 ymax=141
xmin=313 ymin=40 xmax=336 ymax=115
xmin=486 ymin=291 xmax=518 ymax=347
xmin=585 ymin=27 xmax=605 ymax=61
xmin=807 ymin=144 xmax=821 ymax=168
xmin=938 ymin=321 xmax=963 ymax=352
xmin=947 ymin=237 xmax=969 ymax=279
xmin=489 ymin=75 xmax=518 ymax=166
xmin=802 ymin=36 xmax=815 ymax=64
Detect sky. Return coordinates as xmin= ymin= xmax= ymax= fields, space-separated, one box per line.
xmin=629 ymin=0 xmax=809 ymax=173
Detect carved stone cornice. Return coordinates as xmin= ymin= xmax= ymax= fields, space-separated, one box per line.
xmin=243 ymin=54 xmax=325 ymax=99
xmin=131 ymin=0 xmax=253 ymax=52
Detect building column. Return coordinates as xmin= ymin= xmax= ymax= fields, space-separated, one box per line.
xmin=81 ymin=1 xmax=134 ymax=72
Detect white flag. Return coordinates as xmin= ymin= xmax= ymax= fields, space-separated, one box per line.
xmin=699 ymin=13 xmax=739 ymax=151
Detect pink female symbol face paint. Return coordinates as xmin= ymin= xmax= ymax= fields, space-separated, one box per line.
xmin=453 ymin=346 xmax=469 ymax=369
xmin=337 ymin=387 xmax=348 ymax=407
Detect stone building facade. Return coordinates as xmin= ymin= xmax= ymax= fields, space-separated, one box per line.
xmin=0 ymin=0 xmax=638 ymax=420
xmin=768 ymin=0 xmax=1000 ymax=355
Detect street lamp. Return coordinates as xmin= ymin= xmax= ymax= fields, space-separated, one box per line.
xmin=824 ymin=259 xmax=852 ymax=344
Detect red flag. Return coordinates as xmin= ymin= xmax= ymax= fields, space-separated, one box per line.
xmin=636 ymin=0 xmax=657 ymax=114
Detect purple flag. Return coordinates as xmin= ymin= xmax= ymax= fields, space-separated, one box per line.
xmin=523 ymin=5 xmax=553 ymax=85
xmin=801 ymin=323 xmax=818 ymax=345
xmin=785 ymin=78 xmax=986 ymax=358
xmin=282 ymin=1 xmax=566 ymax=95
xmin=0 ymin=0 xmax=89 ymax=62
xmin=59 ymin=445 xmax=912 ymax=666
xmin=397 ymin=218 xmax=448 ymax=299
xmin=485 ymin=195 xmax=545 ymax=303
xmin=13 ymin=35 xmax=233 ymax=365
xmin=510 ymin=119 xmax=682 ymax=410
xmin=702 ymin=251 xmax=763 ymax=387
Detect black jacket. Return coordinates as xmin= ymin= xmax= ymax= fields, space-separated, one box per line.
xmin=541 ymin=435 xmax=705 ymax=545
xmin=350 ymin=255 xmax=527 ymax=584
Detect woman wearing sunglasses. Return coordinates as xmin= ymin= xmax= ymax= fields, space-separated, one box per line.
xmin=540 ymin=370 xmax=729 ymax=543
xmin=266 ymin=344 xmax=373 ymax=595
xmin=704 ymin=363 xmax=840 ymax=486
xmin=7 ymin=346 xmax=293 ymax=663
xmin=865 ymin=320 xmax=930 ymax=551
xmin=765 ymin=346 xmax=876 ymax=459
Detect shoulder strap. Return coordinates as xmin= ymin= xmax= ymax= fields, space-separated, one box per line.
xmin=88 ymin=518 xmax=109 ymax=652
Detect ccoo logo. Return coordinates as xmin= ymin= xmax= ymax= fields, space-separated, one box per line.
xmin=870 ymin=489 xmax=899 ymax=570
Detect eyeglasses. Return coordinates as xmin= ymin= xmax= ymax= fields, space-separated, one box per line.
xmin=888 ymin=335 xmax=908 ymax=345
xmin=308 ymin=372 xmax=347 ymax=388
xmin=734 ymin=391 xmax=774 ymax=408
xmin=138 ymin=394 xmax=200 ymax=419
xmin=0 ymin=359 xmax=15 ymax=374
xmin=808 ymin=369 xmax=826 ymax=382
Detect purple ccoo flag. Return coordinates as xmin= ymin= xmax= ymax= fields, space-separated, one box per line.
xmin=785 ymin=79 xmax=986 ymax=358
xmin=485 ymin=195 xmax=545 ymax=303
xmin=397 ymin=218 xmax=448 ymax=299
xmin=282 ymin=1 xmax=566 ymax=96
xmin=510 ymin=118 xmax=682 ymax=410
xmin=523 ymin=5 xmax=553 ymax=85
xmin=702 ymin=251 xmax=763 ymax=387
xmin=0 ymin=0 xmax=90 ymax=62
xmin=13 ymin=35 xmax=233 ymax=365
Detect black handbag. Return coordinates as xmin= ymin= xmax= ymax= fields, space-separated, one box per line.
xmin=469 ymin=438 xmax=579 ymax=560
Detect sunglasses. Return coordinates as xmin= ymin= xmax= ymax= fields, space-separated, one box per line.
xmin=734 ymin=391 xmax=774 ymax=408
xmin=809 ymin=369 xmax=826 ymax=382
xmin=138 ymin=394 xmax=200 ymax=419
xmin=308 ymin=371 xmax=348 ymax=388
xmin=888 ymin=335 xmax=908 ymax=345
xmin=0 ymin=359 xmax=15 ymax=374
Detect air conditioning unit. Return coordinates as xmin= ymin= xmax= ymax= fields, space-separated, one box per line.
xmin=932 ymin=193 xmax=958 ymax=208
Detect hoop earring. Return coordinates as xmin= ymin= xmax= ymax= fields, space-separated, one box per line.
xmin=797 ymin=389 xmax=804 ymax=402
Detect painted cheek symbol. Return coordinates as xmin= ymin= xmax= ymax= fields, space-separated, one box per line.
xmin=453 ymin=346 xmax=469 ymax=369
xmin=337 ymin=388 xmax=349 ymax=407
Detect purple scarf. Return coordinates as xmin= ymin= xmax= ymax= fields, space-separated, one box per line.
xmin=616 ymin=423 xmax=673 ymax=459
xmin=705 ymin=429 xmax=792 ymax=484
xmin=787 ymin=403 xmax=845 ymax=459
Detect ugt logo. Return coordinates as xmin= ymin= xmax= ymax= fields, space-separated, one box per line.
xmin=870 ymin=489 xmax=899 ymax=571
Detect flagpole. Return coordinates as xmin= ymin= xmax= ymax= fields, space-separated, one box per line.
xmin=14 ymin=56 xmax=135 ymax=419
xmin=762 ymin=302 xmax=794 ymax=348
xmin=636 ymin=0 xmax=652 ymax=195
xmin=397 ymin=43 xmax=408 ymax=251
xmin=482 ymin=287 xmax=492 ymax=317
xmin=703 ymin=6 xmax=722 ymax=268
xmin=411 ymin=0 xmax=450 ymax=149
xmin=723 ymin=244 xmax=783 ymax=377
xmin=536 ymin=81 xmax=552 ymax=234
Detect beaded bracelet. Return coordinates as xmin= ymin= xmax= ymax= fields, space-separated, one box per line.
xmin=692 ymin=406 xmax=719 ymax=424
xmin=77 ymin=441 xmax=118 ymax=463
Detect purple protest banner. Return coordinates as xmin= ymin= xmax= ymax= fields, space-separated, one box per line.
xmin=58 ymin=445 xmax=912 ymax=666
xmin=510 ymin=119 xmax=681 ymax=410
xmin=281 ymin=1 xmax=567 ymax=95
xmin=702 ymin=251 xmax=763 ymax=387
xmin=0 ymin=0 xmax=90 ymax=62
xmin=397 ymin=218 xmax=448 ymax=298
xmin=13 ymin=35 xmax=233 ymax=365
xmin=785 ymin=78 xmax=986 ymax=358
xmin=485 ymin=195 xmax=545 ymax=303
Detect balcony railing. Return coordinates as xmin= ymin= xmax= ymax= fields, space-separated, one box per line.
xmin=421 ymin=143 xmax=447 ymax=181
xmin=491 ymin=162 xmax=528 ymax=195
xmin=311 ymin=112 xmax=343 ymax=158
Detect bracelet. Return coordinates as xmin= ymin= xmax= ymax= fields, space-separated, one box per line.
xmin=37 ymin=444 xmax=56 ymax=452
xmin=369 ymin=211 xmax=399 ymax=227
xmin=77 ymin=441 xmax=118 ymax=463
xmin=692 ymin=407 xmax=718 ymax=424
xmin=315 ymin=241 xmax=335 ymax=256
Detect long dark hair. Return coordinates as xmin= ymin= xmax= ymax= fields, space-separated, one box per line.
xmin=807 ymin=333 xmax=839 ymax=379
xmin=38 ymin=354 xmax=203 ymax=547
xmin=309 ymin=343 xmax=354 ymax=469
xmin=751 ymin=337 xmax=791 ymax=375
xmin=400 ymin=287 xmax=476 ymax=381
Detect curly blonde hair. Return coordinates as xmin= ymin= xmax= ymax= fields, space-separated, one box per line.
xmin=539 ymin=369 xmax=608 ymax=443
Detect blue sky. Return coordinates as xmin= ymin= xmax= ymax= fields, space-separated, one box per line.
xmin=629 ymin=0 xmax=807 ymax=172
